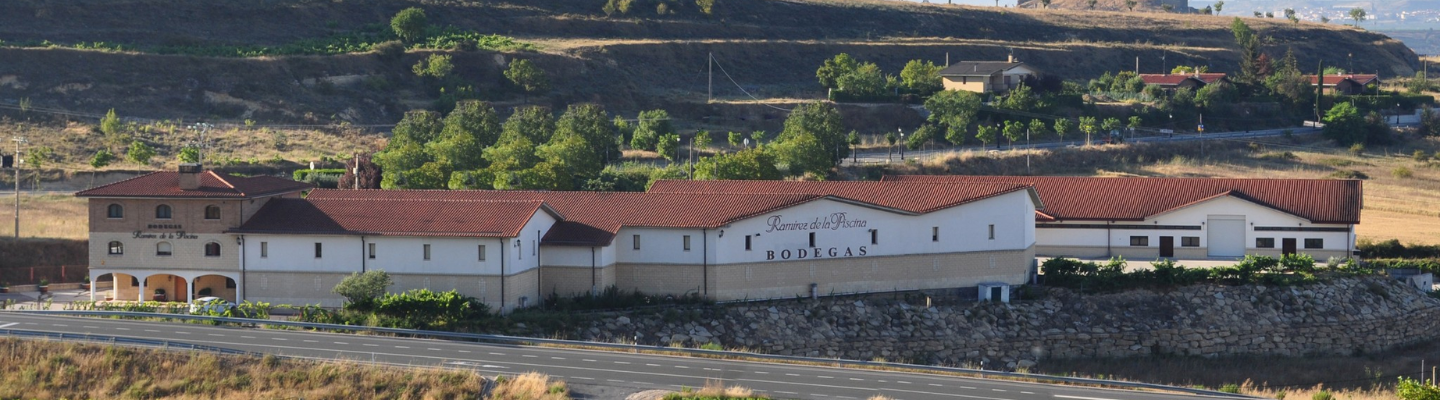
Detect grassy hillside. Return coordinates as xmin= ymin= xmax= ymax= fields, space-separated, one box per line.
xmin=0 ymin=0 xmax=1419 ymax=125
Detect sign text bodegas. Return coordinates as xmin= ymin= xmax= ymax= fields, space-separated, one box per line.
xmin=763 ymin=212 xmax=870 ymax=261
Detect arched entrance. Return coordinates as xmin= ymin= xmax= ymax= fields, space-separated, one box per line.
xmin=142 ymin=274 xmax=189 ymax=303
xmin=100 ymin=273 xmax=141 ymax=302
xmin=192 ymin=275 xmax=238 ymax=302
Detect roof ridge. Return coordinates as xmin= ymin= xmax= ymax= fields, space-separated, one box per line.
xmin=208 ymin=171 xmax=239 ymax=191
xmin=308 ymin=197 xmax=546 ymax=204
xmin=75 ymin=170 xmax=165 ymax=195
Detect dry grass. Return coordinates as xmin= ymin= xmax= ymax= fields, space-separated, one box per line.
xmin=0 ymin=193 xmax=88 ymax=240
xmin=1242 ymin=382 xmax=1394 ymax=400
xmin=0 ymin=337 xmax=486 ymax=399
xmin=489 ymin=372 xmax=570 ymax=400
xmin=666 ymin=381 xmax=768 ymax=399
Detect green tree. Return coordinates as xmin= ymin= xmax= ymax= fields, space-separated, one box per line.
xmin=412 ymin=54 xmax=454 ymax=79
xmin=777 ymin=101 xmax=848 ymax=166
xmin=908 ymin=123 xmax=937 ymax=150
xmin=1101 ymin=117 xmax=1123 ymax=136
xmin=1001 ymin=120 xmax=1025 ymax=148
xmin=1053 ymin=118 xmax=1073 ymax=141
xmin=534 ymin=134 xmax=603 ymax=189
xmin=429 ymin=101 xmax=501 ymax=171
xmin=554 ymin=103 xmax=619 ymax=164
xmin=482 ymin=136 xmax=540 ymax=177
xmin=1421 ymin=106 xmax=1440 ymax=137
xmin=333 ymin=270 xmax=393 ymax=308
xmin=1078 ymin=116 xmax=1099 ymax=145
xmin=925 ymin=90 xmax=983 ymax=144
xmin=899 ymin=59 xmax=943 ymax=94
xmin=750 ymin=130 xmax=766 ymax=148
xmin=504 ymin=59 xmax=549 ymax=99
xmin=404 ymin=161 xmax=453 ymax=189
xmin=178 ymin=146 xmax=200 ymax=164
xmin=695 ymin=148 xmax=782 ymax=180
xmin=90 ymin=149 xmax=115 ymax=170
xmin=1127 ymin=116 xmax=1143 ymax=133
xmin=696 ymin=0 xmax=716 ymax=15
xmin=1230 ymin=18 xmax=1261 ymax=85
xmin=885 ymin=130 xmax=898 ymax=160
xmin=774 ymin=132 xmax=830 ymax=176
xmin=846 ymin=131 xmax=861 ymax=163
xmin=728 ymin=131 xmax=746 ymax=148
xmin=1349 ymin=7 xmax=1367 ymax=26
xmin=836 ymin=62 xmax=887 ymax=99
xmin=631 ymin=109 xmax=673 ymax=151
xmin=1125 ymin=0 xmax=1137 ymax=11
xmin=816 ymin=53 xmax=860 ymax=90
xmin=656 ymin=133 xmax=682 ymax=162
xmin=998 ymin=83 xmax=1036 ymax=111
xmin=1323 ymin=102 xmax=1366 ymax=145
xmin=1195 ymin=81 xmax=1237 ymax=109
xmin=692 ymin=130 xmax=712 ymax=152
xmin=975 ymin=125 xmax=999 ymax=148
xmin=1284 ymin=8 xmax=1298 ymax=23
xmin=1213 ymin=0 xmax=1224 ymax=12
xmin=126 ymin=140 xmax=155 ymax=166
xmin=501 ymin=106 xmax=556 ymax=144
xmin=602 ymin=0 xmax=633 ymax=16
xmin=1408 ymin=71 xmax=1434 ymax=95
xmin=391 ymin=8 xmax=428 ymax=42
xmin=1028 ymin=119 xmax=1049 ymax=138
xmin=1397 ymin=377 xmax=1440 ymax=400
xmin=100 ymin=108 xmax=123 ymax=139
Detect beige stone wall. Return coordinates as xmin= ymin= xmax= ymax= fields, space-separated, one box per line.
xmin=540 ymin=266 xmax=614 ymax=298
xmin=614 ymin=247 xmax=1034 ymax=301
xmin=241 ymin=270 xmax=537 ymax=313
xmin=88 ymin=198 xmax=243 ymax=234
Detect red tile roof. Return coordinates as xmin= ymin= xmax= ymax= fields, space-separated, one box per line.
xmin=233 ymin=198 xmax=552 ymax=238
xmin=1138 ymin=73 xmax=1228 ymax=86
xmin=76 ymin=171 xmax=313 ymax=198
xmin=646 ymin=180 xmax=1037 ymax=214
xmin=882 ymin=175 xmax=1361 ymax=224
xmin=1305 ymin=74 xmax=1380 ymax=86
xmin=299 ymin=189 xmax=825 ymax=245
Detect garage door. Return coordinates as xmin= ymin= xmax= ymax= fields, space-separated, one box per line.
xmin=1207 ymin=215 xmax=1246 ymax=258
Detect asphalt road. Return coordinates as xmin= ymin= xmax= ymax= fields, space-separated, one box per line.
xmin=0 ymin=313 xmax=1231 ymax=400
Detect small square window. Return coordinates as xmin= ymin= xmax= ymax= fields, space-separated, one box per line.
xmin=314 ymin=243 xmax=323 ymax=258
xmin=1256 ymin=238 xmax=1275 ymax=248
xmin=1130 ymin=236 xmax=1149 ymax=246
xmin=204 ymin=205 xmax=221 ymax=220
xmin=423 ymin=244 xmax=431 ymax=260
xmin=932 ymin=227 xmax=939 ymax=242
xmin=683 ymin=235 xmax=691 ymax=251
xmin=479 ymin=245 xmax=487 ymax=261
xmin=1181 ymin=237 xmax=1200 ymax=247
xmin=744 ymin=235 xmax=752 ymax=251
xmin=1304 ymin=238 xmax=1323 ymax=249
xmin=633 ymin=235 xmax=641 ymax=250
xmin=808 ymin=232 xmax=816 ymax=248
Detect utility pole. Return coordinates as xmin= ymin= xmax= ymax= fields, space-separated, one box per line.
xmin=353 ymin=154 xmax=361 ymax=190
xmin=11 ymin=136 xmax=25 ymax=239
xmin=1315 ymin=61 xmax=1325 ymax=124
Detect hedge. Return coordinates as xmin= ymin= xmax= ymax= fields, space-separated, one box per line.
xmin=1357 ymin=238 xmax=1440 ymax=259
xmin=293 ymin=168 xmax=347 ymax=181
xmin=1040 ymin=254 xmax=1375 ymax=293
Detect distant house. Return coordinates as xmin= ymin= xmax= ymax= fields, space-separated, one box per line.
xmin=938 ymin=56 xmax=1038 ymax=94
xmin=1306 ymin=74 xmax=1381 ymax=95
xmin=1138 ymin=73 xmax=1229 ymax=91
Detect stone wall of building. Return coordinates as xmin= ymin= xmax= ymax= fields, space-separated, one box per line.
xmin=566 ymin=277 xmax=1440 ymax=369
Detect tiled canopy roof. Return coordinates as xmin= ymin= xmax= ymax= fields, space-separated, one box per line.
xmin=233 ymin=198 xmax=553 ymax=238
xmin=298 ymin=189 xmax=825 ymax=245
xmin=76 ymin=171 xmax=313 ymax=198
xmin=883 ymin=175 xmax=1361 ymax=224
xmin=646 ymin=180 xmax=1038 ymax=214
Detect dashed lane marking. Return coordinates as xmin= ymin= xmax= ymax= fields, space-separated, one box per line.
xmin=1054 ymin=395 xmax=1120 ymax=400
xmin=572 ymin=377 xmax=594 ymax=380
xmin=272 ymin=338 xmax=286 ymax=341
xmin=394 ymin=346 xmax=409 ymax=349
xmin=646 ymin=363 xmax=661 ymax=367
xmin=522 ymin=355 xmax=538 ymax=358
xmin=614 ymin=361 xmax=631 ymax=364
xmin=208 ymin=334 xmax=225 ymax=337
xmin=363 ymin=344 xmax=379 ymax=347
xmin=241 ymin=336 xmax=256 ymax=339
xmin=428 ymin=348 xmax=442 ymax=351
xmin=818 ymin=376 xmax=834 ymax=379
xmin=551 ymin=357 xmax=565 ymax=360
xmin=490 ymin=353 xmax=506 ymax=356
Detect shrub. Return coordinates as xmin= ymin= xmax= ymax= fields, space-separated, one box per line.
xmin=1414 ymin=150 xmax=1431 ymax=162
xmin=1311 ymin=390 xmax=1333 ymax=400
xmin=373 ymin=289 xmax=491 ymax=330
xmin=293 ymin=168 xmax=348 ymax=181
xmin=332 ymin=270 xmax=392 ymax=308
xmin=1393 ymin=166 xmax=1414 ymax=178
xmin=1397 ymin=377 xmax=1440 ymax=400
xmin=1326 ymin=169 xmax=1368 ymax=179
xmin=1219 ymin=383 xmax=1241 ymax=393
xmin=1348 ymin=143 xmax=1365 ymax=156
xmin=1360 ymin=238 xmax=1440 ymax=258
xmin=372 ymin=40 xmax=405 ymax=61
xmin=390 ymin=8 xmax=428 ymax=42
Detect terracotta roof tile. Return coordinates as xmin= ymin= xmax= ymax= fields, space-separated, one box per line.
xmin=76 ymin=171 xmax=312 ymax=198
xmin=646 ymin=180 xmax=1036 ymax=214
xmin=883 ymin=175 xmax=1361 ymax=224
xmin=233 ymin=198 xmax=548 ymax=237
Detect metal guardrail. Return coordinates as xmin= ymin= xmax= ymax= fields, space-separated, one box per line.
xmin=0 ymin=327 xmax=257 ymax=356
xmin=3 ymin=310 xmax=1254 ymax=398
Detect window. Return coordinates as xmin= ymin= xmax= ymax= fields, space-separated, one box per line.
xmin=1181 ymin=237 xmax=1200 ymax=247
xmin=683 ymin=235 xmax=691 ymax=251
xmin=808 ymin=232 xmax=816 ymax=247
xmin=155 ymin=204 xmax=172 ymax=219
xmin=744 ymin=235 xmax=752 ymax=251
xmin=478 ymin=245 xmax=487 ymax=261
xmin=204 ymin=242 xmax=221 ymax=257
xmin=1256 ymin=238 xmax=1275 ymax=248
xmin=107 ymin=204 xmax=124 ymax=219
xmin=204 ymin=205 xmax=221 ymax=220
xmin=368 ymin=243 xmax=376 ymax=259
xmin=260 ymin=242 xmax=269 ymax=258
xmin=314 ymin=243 xmax=323 ymax=258
xmin=633 ymin=235 xmax=641 ymax=250
xmin=1304 ymin=238 xmax=1323 ymax=249
xmin=423 ymin=244 xmax=431 ymax=260
xmin=156 ymin=242 xmax=173 ymax=256
xmin=108 ymin=241 xmax=124 ymax=255
xmin=1129 ymin=236 xmax=1149 ymax=246
xmin=932 ymin=227 xmax=939 ymax=242
xmin=988 ymin=224 xmax=995 ymax=240
xmin=870 ymin=230 xmax=878 ymax=245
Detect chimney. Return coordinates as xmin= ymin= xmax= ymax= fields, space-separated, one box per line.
xmin=178 ymin=163 xmax=203 ymax=190
xmin=1007 ymin=54 xmax=1016 ymax=63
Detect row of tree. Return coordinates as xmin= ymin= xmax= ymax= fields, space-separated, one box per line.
xmin=816 ymin=54 xmax=944 ymax=100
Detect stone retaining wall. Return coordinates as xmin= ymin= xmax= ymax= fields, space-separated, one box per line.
xmin=566 ymin=277 xmax=1440 ymax=369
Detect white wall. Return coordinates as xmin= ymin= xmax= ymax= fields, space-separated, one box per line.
xmin=1036 ymin=195 xmax=1354 ymax=255
xmin=244 ymin=234 xmax=364 ymax=273
xmin=614 ymin=227 xmax=712 ymax=265
xmin=363 ymin=237 xmax=507 ymax=275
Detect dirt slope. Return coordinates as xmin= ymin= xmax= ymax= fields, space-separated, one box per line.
xmin=0 ymin=0 xmax=1420 ymax=125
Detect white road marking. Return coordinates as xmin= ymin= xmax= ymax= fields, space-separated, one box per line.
xmin=143 ymin=329 xmax=159 ymax=332
xmin=0 ymin=323 xmax=17 ymax=329
xmin=551 ymin=357 xmax=565 ymax=360
xmin=705 ymin=368 xmax=722 ymax=371
xmin=363 ymin=344 xmax=378 ymax=347
xmin=646 ymin=363 xmax=661 ymax=367
xmin=272 ymin=338 xmax=287 ymax=341
xmin=991 ymin=389 xmax=1005 ymax=392
xmin=303 ymin=340 xmax=318 ymax=343
xmin=83 ymin=326 xmax=98 ymax=329
xmin=785 ymin=373 xmax=800 ymax=376
xmin=1022 ymin=392 xmax=1036 ymax=395
xmin=208 ymin=334 xmax=225 ymax=337
xmin=614 ymin=361 xmax=630 ymax=364
xmin=1054 ymin=396 xmax=1121 ymax=400
xmin=607 ymin=379 xmax=625 ymax=383
xmin=813 ymin=394 xmax=829 ymax=398
xmin=818 ymin=376 xmax=834 ymax=379
xmin=172 ymin=331 xmax=187 ymax=334
xmin=116 ymin=327 xmax=130 ymax=331
xmin=490 ymin=352 xmax=506 ymax=356
xmin=241 ymin=336 xmax=256 ymax=339
xmin=395 ymin=346 xmax=409 ymax=349
xmin=573 ymin=377 xmax=594 ymax=380
xmin=522 ymin=355 xmax=537 ymax=358
xmin=674 ymin=366 xmax=688 ymax=369
xmin=428 ymin=348 xmax=442 ymax=351
xmin=897 ymin=381 xmax=911 ymax=384
xmin=51 ymin=324 xmax=67 ymax=327
xmin=849 ymin=378 xmax=864 ymax=381
xmin=930 ymin=384 xmax=943 ymax=387
xmin=457 ymin=350 xmax=470 ymax=353
xmin=776 ymin=392 xmax=797 ymax=395
xmin=960 ymin=386 xmax=976 ymax=389
xmin=334 ymin=342 xmax=348 ymax=345
xmin=754 ymin=371 xmax=769 ymax=374
xmin=633 ymin=381 xmax=653 ymax=385
xmin=583 ymin=359 xmax=597 ymax=362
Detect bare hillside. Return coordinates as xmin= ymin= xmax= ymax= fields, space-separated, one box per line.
xmin=0 ymin=0 xmax=1420 ymax=125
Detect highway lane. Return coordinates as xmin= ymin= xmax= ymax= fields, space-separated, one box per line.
xmin=0 ymin=314 xmax=1231 ymax=400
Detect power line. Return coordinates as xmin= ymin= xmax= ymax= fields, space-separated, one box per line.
xmin=710 ymin=53 xmax=793 ymax=112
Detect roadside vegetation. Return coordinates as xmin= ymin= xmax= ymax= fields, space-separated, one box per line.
xmin=1040 ymin=254 xmax=1379 ymax=293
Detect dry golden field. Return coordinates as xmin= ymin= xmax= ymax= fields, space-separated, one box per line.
xmin=0 ymin=193 xmax=87 ymax=240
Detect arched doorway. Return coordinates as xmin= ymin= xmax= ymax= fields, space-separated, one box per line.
xmin=192 ymin=275 xmax=238 ymax=302
xmin=100 ymin=273 xmax=138 ymax=302
xmin=142 ymin=274 xmax=188 ymax=303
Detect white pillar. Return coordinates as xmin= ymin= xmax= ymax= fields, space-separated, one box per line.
xmin=137 ymin=275 xmax=147 ymax=302
xmin=88 ymin=272 xmax=96 ymax=301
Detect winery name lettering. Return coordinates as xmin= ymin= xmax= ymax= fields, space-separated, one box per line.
xmin=765 ymin=212 xmax=868 ymax=233
xmin=767 ymin=246 xmax=868 ymax=261
xmin=147 ymin=224 xmax=182 ymax=230
xmin=133 ymin=231 xmax=199 ymax=240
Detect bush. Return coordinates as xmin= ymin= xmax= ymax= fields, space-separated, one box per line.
xmin=1219 ymin=384 xmax=1241 ymax=394
xmin=333 ymin=270 xmax=392 ymax=308
xmin=1414 ymin=150 xmax=1431 ymax=162
xmin=1394 ymin=166 xmax=1414 ymax=178
xmin=293 ymin=168 xmax=348 ymax=181
xmin=1326 ymin=169 xmax=1369 ymax=179
xmin=390 ymin=8 xmax=428 ymax=42
xmin=1312 ymin=390 xmax=1333 ymax=400
xmin=1358 ymin=238 xmax=1440 ymax=258
xmin=373 ymin=289 xmax=490 ymax=330
xmin=372 ymin=40 xmax=405 ymax=61
xmin=1348 ymin=143 xmax=1365 ymax=156
xmin=1397 ymin=377 xmax=1440 ymax=400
